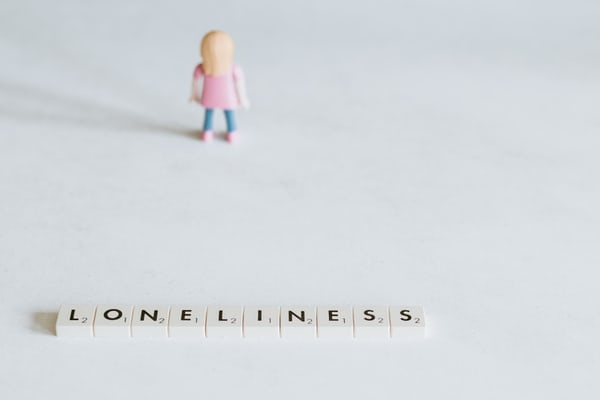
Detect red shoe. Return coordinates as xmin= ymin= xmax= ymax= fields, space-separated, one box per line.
xmin=201 ymin=130 xmax=214 ymax=142
xmin=226 ymin=131 xmax=238 ymax=143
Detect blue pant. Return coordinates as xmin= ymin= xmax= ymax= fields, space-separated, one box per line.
xmin=203 ymin=109 xmax=236 ymax=132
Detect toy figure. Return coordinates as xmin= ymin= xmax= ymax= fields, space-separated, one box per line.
xmin=190 ymin=30 xmax=250 ymax=143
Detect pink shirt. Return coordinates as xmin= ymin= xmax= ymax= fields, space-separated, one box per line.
xmin=193 ymin=64 xmax=244 ymax=110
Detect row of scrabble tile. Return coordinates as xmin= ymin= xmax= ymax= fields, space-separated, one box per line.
xmin=56 ymin=305 xmax=426 ymax=339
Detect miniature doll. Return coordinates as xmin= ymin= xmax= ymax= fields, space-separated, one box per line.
xmin=190 ymin=30 xmax=250 ymax=143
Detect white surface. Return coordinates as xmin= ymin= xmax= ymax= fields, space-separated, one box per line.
xmin=131 ymin=305 xmax=169 ymax=338
xmin=168 ymin=306 xmax=205 ymax=337
xmin=1 ymin=0 xmax=599 ymax=398
xmin=243 ymin=306 xmax=280 ymax=338
xmin=55 ymin=305 xmax=95 ymax=338
xmin=317 ymin=306 xmax=354 ymax=338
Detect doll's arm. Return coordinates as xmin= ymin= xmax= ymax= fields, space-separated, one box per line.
xmin=189 ymin=64 xmax=204 ymax=102
xmin=189 ymin=77 xmax=196 ymax=103
xmin=234 ymin=66 xmax=250 ymax=109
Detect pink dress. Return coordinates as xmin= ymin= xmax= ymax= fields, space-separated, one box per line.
xmin=193 ymin=64 xmax=244 ymax=110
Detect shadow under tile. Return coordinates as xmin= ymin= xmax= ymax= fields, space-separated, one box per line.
xmin=32 ymin=312 xmax=57 ymax=336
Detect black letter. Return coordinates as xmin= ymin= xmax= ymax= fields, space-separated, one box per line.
xmin=218 ymin=310 xmax=227 ymax=321
xmin=181 ymin=310 xmax=192 ymax=321
xmin=363 ymin=309 xmax=375 ymax=321
xmin=400 ymin=309 xmax=412 ymax=321
xmin=141 ymin=309 xmax=158 ymax=321
xmin=328 ymin=310 xmax=339 ymax=321
xmin=257 ymin=309 xmax=263 ymax=321
xmin=69 ymin=309 xmax=79 ymax=321
xmin=288 ymin=310 xmax=305 ymax=322
xmin=104 ymin=309 xmax=123 ymax=320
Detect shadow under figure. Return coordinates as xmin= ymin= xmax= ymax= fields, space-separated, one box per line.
xmin=0 ymin=80 xmax=199 ymax=139
xmin=189 ymin=30 xmax=250 ymax=144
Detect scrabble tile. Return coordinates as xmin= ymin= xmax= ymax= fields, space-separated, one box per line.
xmin=131 ymin=306 xmax=170 ymax=338
xmin=317 ymin=306 xmax=353 ymax=339
xmin=390 ymin=306 xmax=426 ymax=338
xmin=354 ymin=306 xmax=390 ymax=338
xmin=205 ymin=306 xmax=243 ymax=338
xmin=169 ymin=306 xmax=206 ymax=338
xmin=280 ymin=306 xmax=316 ymax=338
xmin=243 ymin=306 xmax=280 ymax=338
xmin=94 ymin=305 xmax=134 ymax=338
xmin=56 ymin=305 xmax=96 ymax=337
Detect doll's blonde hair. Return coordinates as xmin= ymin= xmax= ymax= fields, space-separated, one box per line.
xmin=201 ymin=30 xmax=234 ymax=76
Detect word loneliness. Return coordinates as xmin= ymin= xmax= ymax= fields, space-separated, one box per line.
xmin=56 ymin=305 xmax=426 ymax=339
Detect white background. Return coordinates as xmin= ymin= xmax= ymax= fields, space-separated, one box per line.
xmin=1 ymin=0 xmax=599 ymax=398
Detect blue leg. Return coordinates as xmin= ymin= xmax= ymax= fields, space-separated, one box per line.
xmin=203 ymin=108 xmax=214 ymax=131
xmin=224 ymin=110 xmax=237 ymax=132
